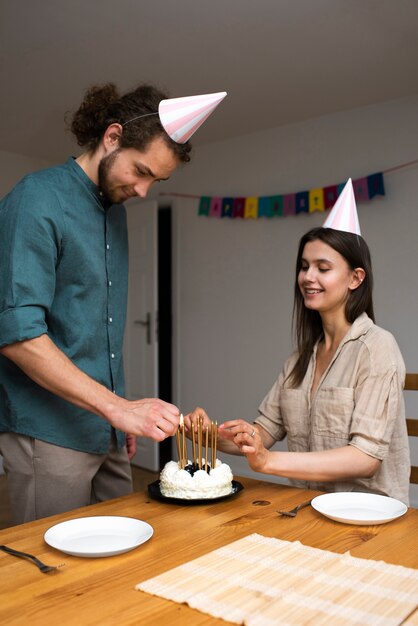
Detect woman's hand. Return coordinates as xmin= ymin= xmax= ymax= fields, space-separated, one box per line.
xmin=219 ymin=420 xmax=270 ymax=471
xmin=184 ymin=407 xmax=212 ymax=433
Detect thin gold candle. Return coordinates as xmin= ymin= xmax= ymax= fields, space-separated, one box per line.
xmin=179 ymin=413 xmax=185 ymax=469
xmin=211 ymin=421 xmax=214 ymax=470
xmin=191 ymin=420 xmax=196 ymax=464
xmin=214 ymin=420 xmax=218 ymax=468
xmin=198 ymin=416 xmax=202 ymax=469
xmin=205 ymin=425 xmax=209 ymax=471
xmin=181 ymin=420 xmax=186 ymax=469
xmin=175 ymin=427 xmax=181 ymax=467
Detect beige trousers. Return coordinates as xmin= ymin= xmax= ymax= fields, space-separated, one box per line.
xmin=0 ymin=431 xmax=133 ymax=525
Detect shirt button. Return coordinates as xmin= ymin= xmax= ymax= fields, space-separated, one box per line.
xmin=108 ymin=280 xmax=112 ymax=287
xmin=106 ymin=244 xmax=110 ymax=250
xmin=109 ymin=317 xmax=113 ymax=323
xmin=111 ymin=353 xmax=115 ymax=359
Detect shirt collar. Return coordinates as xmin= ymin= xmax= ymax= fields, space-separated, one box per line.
xmin=313 ymin=312 xmax=373 ymax=358
xmin=341 ymin=312 xmax=373 ymax=344
xmin=66 ymin=157 xmax=113 ymax=210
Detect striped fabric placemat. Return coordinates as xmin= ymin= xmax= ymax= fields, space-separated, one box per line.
xmin=136 ymin=533 xmax=418 ymax=625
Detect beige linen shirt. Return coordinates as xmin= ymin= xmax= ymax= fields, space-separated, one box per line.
xmin=255 ymin=313 xmax=410 ymax=504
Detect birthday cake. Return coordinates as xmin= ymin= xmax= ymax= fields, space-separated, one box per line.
xmin=159 ymin=459 xmax=234 ymax=500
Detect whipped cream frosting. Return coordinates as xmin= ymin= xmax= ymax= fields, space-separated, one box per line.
xmin=160 ymin=460 xmax=233 ymax=499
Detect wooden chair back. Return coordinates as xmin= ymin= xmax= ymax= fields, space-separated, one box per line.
xmin=405 ymin=373 xmax=418 ymax=484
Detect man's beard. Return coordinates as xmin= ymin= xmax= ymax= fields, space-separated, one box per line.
xmin=98 ymin=148 xmax=121 ymax=203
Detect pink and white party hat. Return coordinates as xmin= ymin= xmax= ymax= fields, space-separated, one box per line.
xmin=322 ymin=178 xmax=361 ymax=235
xmin=158 ymin=91 xmax=227 ymax=143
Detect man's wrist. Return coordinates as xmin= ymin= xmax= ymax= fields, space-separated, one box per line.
xmin=91 ymin=385 xmax=125 ymax=424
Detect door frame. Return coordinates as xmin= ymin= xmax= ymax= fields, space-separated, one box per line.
xmin=156 ymin=205 xmax=173 ymax=468
xmin=125 ymin=200 xmax=178 ymax=470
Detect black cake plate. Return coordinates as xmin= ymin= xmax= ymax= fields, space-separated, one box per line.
xmin=147 ymin=480 xmax=244 ymax=505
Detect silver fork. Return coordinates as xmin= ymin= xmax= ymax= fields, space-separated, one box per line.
xmin=277 ymin=499 xmax=313 ymax=517
xmin=0 ymin=544 xmax=65 ymax=573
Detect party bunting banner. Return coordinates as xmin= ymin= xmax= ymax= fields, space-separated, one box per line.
xmin=198 ymin=172 xmax=385 ymax=219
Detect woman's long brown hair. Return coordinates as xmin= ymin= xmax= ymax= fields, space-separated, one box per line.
xmin=289 ymin=227 xmax=375 ymax=387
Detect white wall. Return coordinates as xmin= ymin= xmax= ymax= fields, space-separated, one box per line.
xmin=164 ymin=94 xmax=418 ymax=505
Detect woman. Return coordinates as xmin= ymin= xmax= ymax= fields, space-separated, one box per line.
xmin=187 ymin=225 xmax=410 ymax=504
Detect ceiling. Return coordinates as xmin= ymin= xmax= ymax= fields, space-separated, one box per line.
xmin=1 ymin=0 xmax=418 ymax=162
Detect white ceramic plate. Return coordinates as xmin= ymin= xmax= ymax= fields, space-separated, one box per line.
xmin=44 ymin=516 xmax=153 ymax=557
xmin=311 ymin=492 xmax=407 ymax=525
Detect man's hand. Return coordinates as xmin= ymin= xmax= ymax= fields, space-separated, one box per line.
xmin=126 ymin=433 xmax=137 ymax=459
xmin=109 ymin=397 xmax=180 ymax=441
xmin=0 ymin=335 xmax=181 ymax=442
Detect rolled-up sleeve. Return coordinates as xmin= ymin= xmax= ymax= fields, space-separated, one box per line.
xmin=0 ymin=176 xmax=63 ymax=347
xmin=256 ymin=376 xmax=287 ymax=441
xmin=349 ymin=367 xmax=404 ymax=459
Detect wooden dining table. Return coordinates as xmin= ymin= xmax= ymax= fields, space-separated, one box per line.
xmin=1 ymin=476 xmax=417 ymax=625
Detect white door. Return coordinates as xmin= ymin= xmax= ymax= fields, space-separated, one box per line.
xmin=123 ymin=199 xmax=159 ymax=471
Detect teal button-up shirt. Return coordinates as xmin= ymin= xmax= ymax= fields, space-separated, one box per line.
xmin=0 ymin=158 xmax=128 ymax=453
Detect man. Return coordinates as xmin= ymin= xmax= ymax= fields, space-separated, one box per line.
xmin=0 ymin=83 xmax=225 ymax=523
